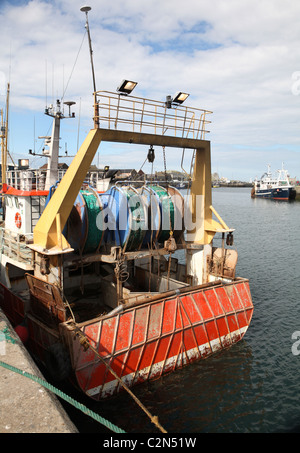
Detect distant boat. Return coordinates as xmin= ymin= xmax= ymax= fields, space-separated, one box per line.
xmin=176 ymin=181 xmax=187 ymax=189
xmin=251 ymin=164 xmax=296 ymax=200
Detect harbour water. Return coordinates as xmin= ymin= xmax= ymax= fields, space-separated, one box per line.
xmin=50 ymin=187 xmax=300 ymax=433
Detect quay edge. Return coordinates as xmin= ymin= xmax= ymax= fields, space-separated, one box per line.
xmin=0 ymin=307 xmax=78 ymax=433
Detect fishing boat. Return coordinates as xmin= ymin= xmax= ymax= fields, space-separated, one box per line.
xmin=0 ymin=7 xmax=254 ymax=401
xmin=251 ymin=164 xmax=296 ymax=200
xmin=175 ymin=181 xmax=188 ymax=189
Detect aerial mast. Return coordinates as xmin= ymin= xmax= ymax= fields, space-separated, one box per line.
xmin=0 ymin=109 xmax=4 ymax=187
xmin=80 ymin=5 xmax=99 ymax=128
xmin=42 ymin=99 xmax=76 ymax=190
xmin=1 ymin=83 xmax=10 ymax=189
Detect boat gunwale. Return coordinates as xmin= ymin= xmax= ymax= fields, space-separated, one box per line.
xmin=64 ymin=276 xmax=251 ymax=329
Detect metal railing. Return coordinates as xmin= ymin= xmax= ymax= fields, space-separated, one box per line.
xmin=94 ymin=91 xmax=212 ymax=140
xmin=5 ymin=169 xmax=109 ymax=192
xmin=0 ymin=228 xmax=34 ymax=266
xmin=5 ymin=169 xmax=68 ymax=191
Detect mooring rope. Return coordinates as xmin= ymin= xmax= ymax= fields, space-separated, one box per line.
xmin=73 ymin=326 xmax=168 ymax=433
xmin=0 ymin=360 xmax=125 ymax=434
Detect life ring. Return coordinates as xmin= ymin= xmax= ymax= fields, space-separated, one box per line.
xmin=45 ymin=343 xmax=71 ymax=381
xmin=15 ymin=212 xmax=22 ymax=229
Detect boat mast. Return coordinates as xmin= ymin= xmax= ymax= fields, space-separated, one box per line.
xmin=43 ymin=99 xmax=76 ymax=191
xmin=80 ymin=5 xmax=99 ymax=128
xmin=1 ymin=83 xmax=10 ymax=188
xmin=44 ymin=100 xmax=62 ymax=190
xmin=0 ymin=109 xmax=4 ymax=187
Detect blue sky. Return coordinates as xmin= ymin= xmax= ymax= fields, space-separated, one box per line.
xmin=1 ymin=0 xmax=300 ymax=181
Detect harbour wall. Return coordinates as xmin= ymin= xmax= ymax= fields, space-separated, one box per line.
xmin=0 ymin=308 xmax=77 ymax=433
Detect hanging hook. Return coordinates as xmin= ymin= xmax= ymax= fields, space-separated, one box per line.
xmin=147 ymin=145 xmax=155 ymax=163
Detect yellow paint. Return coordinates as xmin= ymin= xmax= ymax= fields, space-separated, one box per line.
xmin=33 ymin=122 xmax=230 ymax=250
xmin=209 ymin=205 xmax=230 ymax=230
xmin=33 ymin=129 xmax=102 ymax=250
xmin=56 ymin=213 xmax=63 ymax=250
xmin=187 ymin=144 xmax=230 ymax=244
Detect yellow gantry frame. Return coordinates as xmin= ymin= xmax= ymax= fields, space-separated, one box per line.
xmin=33 ymin=129 xmax=102 ymax=250
xmin=33 ymin=127 xmax=231 ymax=251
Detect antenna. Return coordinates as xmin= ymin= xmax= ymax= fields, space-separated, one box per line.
xmin=80 ymin=5 xmax=99 ymax=128
xmin=63 ymin=101 xmax=76 ymax=117
xmin=45 ymin=60 xmax=47 ymax=108
xmin=80 ymin=5 xmax=97 ymax=93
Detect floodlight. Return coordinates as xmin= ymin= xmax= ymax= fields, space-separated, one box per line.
xmin=165 ymin=91 xmax=189 ymax=108
xmin=117 ymin=80 xmax=138 ymax=95
xmin=172 ymin=92 xmax=189 ymax=104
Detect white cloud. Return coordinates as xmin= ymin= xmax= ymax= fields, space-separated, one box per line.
xmin=0 ymin=0 xmax=300 ymax=180
xmin=0 ymin=71 xmax=5 ymax=95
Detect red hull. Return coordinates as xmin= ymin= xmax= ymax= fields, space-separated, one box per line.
xmin=63 ymin=279 xmax=253 ymax=399
xmin=0 ymin=279 xmax=253 ymax=400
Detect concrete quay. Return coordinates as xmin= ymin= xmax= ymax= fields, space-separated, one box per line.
xmin=0 ymin=308 xmax=77 ymax=433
